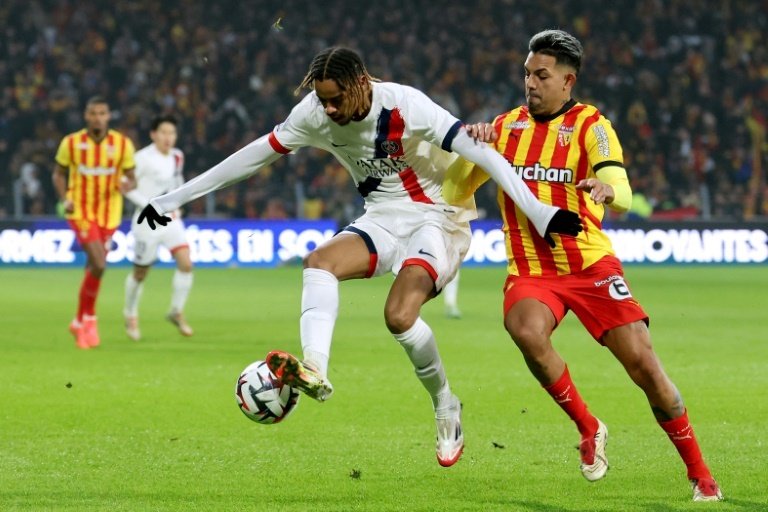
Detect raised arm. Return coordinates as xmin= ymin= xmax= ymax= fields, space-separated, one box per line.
xmin=139 ymin=134 xmax=283 ymax=229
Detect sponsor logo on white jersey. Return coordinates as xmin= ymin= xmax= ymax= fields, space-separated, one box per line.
xmin=355 ymin=156 xmax=410 ymax=177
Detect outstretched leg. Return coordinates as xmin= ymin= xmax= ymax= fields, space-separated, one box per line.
xmin=505 ymin=297 xmax=606 ymax=481
xmin=603 ymin=321 xmax=722 ymax=501
xmin=268 ymin=233 xmax=370 ymax=401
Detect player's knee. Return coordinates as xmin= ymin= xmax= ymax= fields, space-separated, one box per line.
xmin=625 ymin=351 xmax=665 ymax=389
xmin=90 ymin=261 xmax=107 ymax=277
xmin=384 ymin=304 xmax=417 ymax=334
xmin=505 ymin=318 xmax=546 ymax=346
xmin=303 ymin=249 xmax=329 ymax=271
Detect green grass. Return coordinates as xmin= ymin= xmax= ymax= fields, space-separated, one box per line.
xmin=1 ymin=265 xmax=766 ymax=511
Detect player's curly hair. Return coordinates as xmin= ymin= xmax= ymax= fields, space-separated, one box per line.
xmin=150 ymin=114 xmax=178 ymax=131
xmin=529 ymin=30 xmax=583 ymax=75
xmin=296 ymin=47 xmax=379 ymax=117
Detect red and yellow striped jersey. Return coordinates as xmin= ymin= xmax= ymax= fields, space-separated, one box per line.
xmin=55 ymin=129 xmax=136 ymax=229
xmin=493 ymin=102 xmax=624 ymax=276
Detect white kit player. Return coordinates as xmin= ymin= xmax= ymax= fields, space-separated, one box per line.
xmin=138 ymin=47 xmax=582 ymax=466
xmin=122 ymin=115 xmax=194 ymax=340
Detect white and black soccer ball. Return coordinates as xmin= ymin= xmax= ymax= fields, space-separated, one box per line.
xmin=235 ymin=360 xmax=300 ymax=425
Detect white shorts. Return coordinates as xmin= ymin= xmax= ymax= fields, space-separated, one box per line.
xmin=130 ymin=214 xmax=189 ymax=266
xmin=340 ymin=204 xmax=471 ymax=292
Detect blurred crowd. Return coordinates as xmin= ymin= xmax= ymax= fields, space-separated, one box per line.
xmin=1 ymin=0 xmax=766 ymax=223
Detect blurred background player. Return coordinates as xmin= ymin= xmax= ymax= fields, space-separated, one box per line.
xmin=449 ymin=29 xmax=722 ymax=501
xmin=442 ymin=271 xmax=461 ymax=319
xmin=52 ymin=96 xmax=136 ymax=349
xmin=138 ymin=46 xmax=582 ymax=467
xmin=121 ymin=115 xmax=194 ymax=340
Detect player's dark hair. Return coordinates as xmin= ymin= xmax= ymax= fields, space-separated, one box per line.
xmin=529 ymin=30 xmax=583 ymax=75
xmin=85 ymin=95 xmax=109 ymax=108
xmin=150 ymin=114 xmax=178 ymax=131
xmin=296 ymin=47 xmax=379 ymax=116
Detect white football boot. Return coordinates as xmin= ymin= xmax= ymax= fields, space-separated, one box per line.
xmin=691 ymin=477 xmax=724 ymax=501
xmin=580 ymin=419 xmax=609 ymax=481
xmin=266 ymin=350 xmax=334 ymax=402
xmin=435 ymin=393 xmax=464 ymax=467
xmin=444 ymin=304 xmax=462 ymax=319
xmin=125 ymin=316 xmax=141 ymax=341
xmin=166 ymin=311 xmax=194 ymax=337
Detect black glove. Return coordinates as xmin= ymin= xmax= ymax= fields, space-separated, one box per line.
xmin=543 ymin=209 xmax=583 ymax=248
xmin=137 ymin=204 xmax=172 ymax=230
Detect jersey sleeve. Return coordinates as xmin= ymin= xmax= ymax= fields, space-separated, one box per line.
xmin=269 ymin=93 xmax=316 ymax=152
xmin=133 ymin=150 xmax=146 ymax=179
xmin=403 ymin=86 xmax=462 ymax=151
xmin=121 ymin=137 xmax=137 ymax=170
xmin=55 ymin=136 xmax=71 ymax=167
xmin=584 ymin=116 xmax=624 ymax=171
xmin=174 ymin=149 xmax=185 ymax=187
xmin=442 ymin=157 xmax=490 ymax=205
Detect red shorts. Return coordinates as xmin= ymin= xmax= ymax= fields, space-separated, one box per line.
xmin=503 ymin=255 xmax=648 ymax=343
xmin=67 ymin=219 xmax=116 ymax=248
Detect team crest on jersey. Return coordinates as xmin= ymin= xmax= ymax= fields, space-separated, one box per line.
xmin=380 ymin=140 xmax=400 ymax=155
xmin=557 ymin=125 xmax=574 ymax=147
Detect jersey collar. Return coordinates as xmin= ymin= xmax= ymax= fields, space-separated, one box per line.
xmin=530 ymin=98 xmax=577 ymax=122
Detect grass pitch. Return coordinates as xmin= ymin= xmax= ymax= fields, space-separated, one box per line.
xmin=1 ymin=265 xmax=766 ymax=511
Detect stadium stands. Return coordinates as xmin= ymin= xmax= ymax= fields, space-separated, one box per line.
xmin=1 ymin=0 xmax=765 ymax=222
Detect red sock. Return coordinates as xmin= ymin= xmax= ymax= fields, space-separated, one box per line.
xmin=79 ymin=269 xmax=102 ymax=318
xmin=544 ymin=365 xmax=599 ymax=438
xmin=658 ymin=409 xmax=711 ymax=480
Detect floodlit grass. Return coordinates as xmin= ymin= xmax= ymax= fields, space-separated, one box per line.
xmin=1 ymin=265 xmax=766 ymax=511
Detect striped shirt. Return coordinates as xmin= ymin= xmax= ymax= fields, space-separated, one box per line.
xmin=493 ymin=102 xmax=623 ymax=276
xmin=55 ymin=129 xmax=136 ymax=229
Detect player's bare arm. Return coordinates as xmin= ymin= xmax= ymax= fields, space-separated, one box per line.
xmin=119 ymin=167 xmax=138 ymax=194
xmin=52 ymin=163 xmax=74 ymax=214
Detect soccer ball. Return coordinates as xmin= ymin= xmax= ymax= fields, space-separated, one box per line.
xmin=235 ymin=360 xmax=300 ymax=425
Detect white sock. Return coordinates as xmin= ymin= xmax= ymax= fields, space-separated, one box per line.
xmin=443 ymin=271 xmax=460 ymax=308
xmin=170 ymin=270 xmax=193 ymax=314
xmin=124 ymin=273 xmax=143 ymax=317
xmin=393 ymin=317 xmax=451 ymax=410
xmin=300 ymin=268 xmax=338 ymax=378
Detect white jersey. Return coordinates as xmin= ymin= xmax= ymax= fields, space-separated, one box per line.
xmin=132 ymin=144 xmax=184 ymax=219
xmin=151 ymin=82 xmax=558 ymax=237
xmin=271 ymin=82 xmax=476 ymax=222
